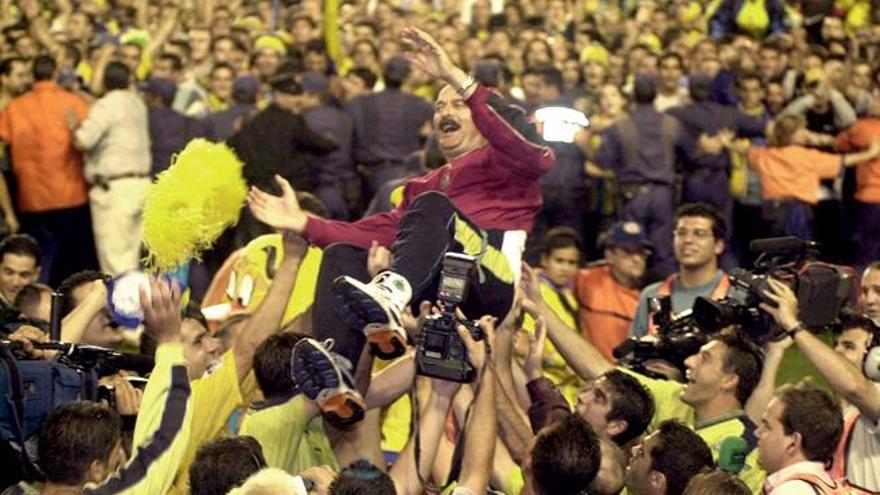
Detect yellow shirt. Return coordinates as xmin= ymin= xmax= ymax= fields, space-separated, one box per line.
xmin=167 ymin=351 xmax=249 ymax=495
xmin=239 ymin=394 xmax=338 ymax=474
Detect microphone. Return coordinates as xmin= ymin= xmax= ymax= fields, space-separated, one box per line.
xmin=717 ymin=436 xmax=748 ymax=474
xmin=749 ymin=237 xmax=811 ymax=255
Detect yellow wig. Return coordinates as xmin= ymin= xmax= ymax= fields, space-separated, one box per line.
xmin=143 ymin=139 xmax=248 ymax=270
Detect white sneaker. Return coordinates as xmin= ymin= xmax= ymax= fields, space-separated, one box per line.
xmin=332 ymin=272 xmax=412 ymax=359
xmin=291 ymin=338 xmax=365 ymax=426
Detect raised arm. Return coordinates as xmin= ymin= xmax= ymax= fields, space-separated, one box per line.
xmin=232 ymin=231 xmax=308 ymax=383
xmin=762 ymin=278 xmax=880 ymax=422
xmin=521 ymin=264 xmax=614 ymax=381
xmin=744 ymin=337 xmax=791 ymax=423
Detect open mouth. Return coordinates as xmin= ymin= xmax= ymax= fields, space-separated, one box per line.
xmin=439 ymin=117 xmax=461 ymax=134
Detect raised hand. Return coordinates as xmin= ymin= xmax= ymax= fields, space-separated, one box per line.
xmin=524 ymin=316 xmax=547 ymax=381
xmin=401 ymin=27 xmax=460 ymax=82
xmin=140 ymin=277 xmax=182 ymax=345
xmin=247 ymin=175 xmax=308 ymax=233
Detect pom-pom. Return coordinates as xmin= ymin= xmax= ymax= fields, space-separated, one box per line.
xmin=143 ymin=139 xmax=248 ymax=270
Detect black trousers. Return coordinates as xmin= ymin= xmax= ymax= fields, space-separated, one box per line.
xmin=313 ymin=192 xmax=516 ymax=366
xmin=20 ymin=205 xmax=99 ymax=287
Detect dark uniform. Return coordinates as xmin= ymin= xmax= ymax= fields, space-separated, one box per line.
xmin=147 ymin=107 xmax=212 ymax=176
xmin=304 ymin=103 xmax=355 ymax=220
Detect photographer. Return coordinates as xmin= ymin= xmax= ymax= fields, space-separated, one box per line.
xmin=248 ymin=26 xmax=554 ymax=367
xmin=522 ymin=264 xmax=767 ymax=492
xmin=762 ymin=278 xmax=880 ymax=492
xmin=34 ymin=277 xmax=192 ymax=495
xmin=630 ymin=204 xmax=731 ymax=340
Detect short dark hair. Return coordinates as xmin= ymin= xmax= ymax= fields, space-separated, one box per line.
xmin=38 ymin=401 xmax=122 ymax=485
xmin=736 ymin=71 xmax=762 ymax=89
xmin=13 ymin=282 xmax=51 ymax=318
xmin=103 ymin=61 xmax=131 ymax=91
xmin=348 ymin=67 xmax=377 ymax=90
xmin=538 ymin=65 xmax=564 ymax=94
xmin=712 ymin=331 xmax=764 ymax=404
xmin=329 ymin=459 xmax=396 ymax=495
xmin=531 ymin=413 xmax=601 ymax=495
xmin=32 ymin=54 xmax=56 ymax=81
xmin=676 ymin=202 xmax=727 ymax=240
xmin=210 ymin=35 xmax=234 ymax=52
xmin=158 ymin=53 xmax=183 ymax=72
xmin=189 ymin=436 xmax=267 ymax=495
xmin=776 ymin=380 xmax=843 ymax=464
xmin=253 ymin=332 xmax=305 ymax=398
xmin=58 ymin=270 xmax=111 ymax=317
xmin=604 ymin=369 xmax=655 ymax=445
xmin=649 ymin=420 xmax=714 ymax=495
xmin=0 ymin=234 xmax=40 ymax=265
xmin=684 ymin=469 xmax=751 ymax=495
xmin=210 ymin=61 xmax=235 ymax=78
xmin=540 ymin=226 xmax=582 ymax=257
xmin=659 ymin=51 xmax=684 ymax=69
xmin=0 ymin=56 xmax=27 ymax=77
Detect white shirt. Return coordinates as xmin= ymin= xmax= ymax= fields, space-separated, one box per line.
xmin=844 ymin=386 xmax=880 ymax=492
xmin=764 ymin=461 xmax=836 ymax=494
xmin=75 ymin=89 xmax=151 ymax=181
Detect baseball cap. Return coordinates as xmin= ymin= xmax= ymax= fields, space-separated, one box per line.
xmin=601 ymin=222 xmax=652 ymax=252
xmin=254 ymin=35 xmax=288 ymax=57
xmin=140 ymin=77 xmax=177 ymax=106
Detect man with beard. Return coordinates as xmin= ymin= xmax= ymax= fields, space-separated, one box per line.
xmin=248 ymin=27 xmax=554 ymax=376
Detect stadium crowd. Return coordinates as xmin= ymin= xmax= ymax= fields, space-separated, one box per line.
xmin=0 ymin=0 xmax=879 ymax=493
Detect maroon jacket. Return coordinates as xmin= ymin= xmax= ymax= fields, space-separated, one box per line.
xmin=302 ymin=85 xmax=555 ymax=248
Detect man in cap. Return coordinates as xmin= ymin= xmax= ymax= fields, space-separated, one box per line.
xmin=142 ymin=77 xmax=211 ymax=176
xmin=575 ymin=221 xmax=651 ymax=360
xmin=346 ymin=54 xmax=434 ymax=202
xmin=300 ymin=71 xmax=356 ymax=220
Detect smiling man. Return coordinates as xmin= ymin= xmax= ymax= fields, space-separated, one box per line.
xmin=0 ymin=234 xmax=41 ymax=322
xmin=248 ymin=27 xmax=554 ymax=367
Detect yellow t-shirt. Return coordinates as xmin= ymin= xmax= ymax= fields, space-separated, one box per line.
xmin=167 ymin=351 xmax=249 ymax=495
xmin=239 ymin=394 xmax=338 ymax=475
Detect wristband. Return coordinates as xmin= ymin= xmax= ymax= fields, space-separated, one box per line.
xmin=784 ymin=323 xmax=805 ymax=338
xmin=456 ymin=75 xmax=476 ymax=96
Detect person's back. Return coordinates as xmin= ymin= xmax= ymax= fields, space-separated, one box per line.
xmin=348 ymin=88 xmax=432 ymax=166
xmin=148 ymin=107 xmax=210 ymax=175
xmin=79 ymin=88 xmax=150 ymax=180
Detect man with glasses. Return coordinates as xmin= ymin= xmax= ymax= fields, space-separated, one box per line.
xmin=629 ymin=203 xmax=730 ymax=338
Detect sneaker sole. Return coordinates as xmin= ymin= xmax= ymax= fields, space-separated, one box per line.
xmin=332 ymin=277 xmax=407 ymax=360
xmin=293 ymin=341 xmax=365 ymax=426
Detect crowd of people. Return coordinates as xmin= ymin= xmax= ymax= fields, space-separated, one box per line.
xmin=0 ymin=0 xmax=880 ymax=493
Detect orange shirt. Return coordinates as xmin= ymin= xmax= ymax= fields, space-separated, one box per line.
xmin=836 ymin=118 xmax=880 ymax=203
xmin=747 ymin=145 xmax=842 ymax=205
xmin=575 ymin=264 xmax=640 ymax=361
xmin=0 ymin=82 xmax=89 ymax=213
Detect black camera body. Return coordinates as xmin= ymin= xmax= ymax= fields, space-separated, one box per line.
xmin=416 ymin=253 xmax=485 ymax=383
xmin=692 ymin=238 xmax=854 ymax=342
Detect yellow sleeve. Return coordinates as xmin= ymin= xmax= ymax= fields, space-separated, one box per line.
xmin=616 ymin=367 xmax=694 ymax=430
xmin=323 ymin=0 xmax=342 ymax=67
xmin=239 ymin=396 xmax=311 ymax=474
xmin=86 ymin=343 xmax=193 ymax=495
xmin=167 ymin=350 xmax=244 ymax=495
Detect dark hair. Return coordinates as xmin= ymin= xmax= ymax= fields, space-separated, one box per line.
xmin=210 ymin=61 xmax=235 ymax=78
xmin=210 ymin=35 xmax=234 ymax=52
xmin=329 ymin=459 xmax=396 ymax=494
xmin=58 ymin=270 xmax=111 ymax=317
xmin=604 ymin=369 xmax=655 ymax=445
xmin=736 ymin=71 xmax=762 ymax=89
xmin=0 ymin=234 xmax=41 ymax=265
xmin=32 ymin=54 xmax=56 ymax=81
xmin=158 ymin=53 xmax=183 ymax=72
xmin=633 ymin=76 xmax=657 ymax=104
xmin=348 ymin=67 xmax=377 ymax=90
xmin=62 ymin=43 xmax=83 ymax=68
xmin=659 ymin=51 xmax=684 ymax=69
xmin=531 ymin=413 xmax=601 ymax=495
xmin=13 ymin=283 xmax=51 ymax=318
xmin=38 ymin=401 xmax=122 ymax=485
xmin=540 ymin=226 xmax=582 ymax=257
xmin=676 ymin=202 xmax=727 ymax=240
xmin=0 ymin=56 xmax=27 ymax=76
xmin=684 ymin=469 xmax=751 ymax=495
xmin=649 ymin=420 xmax=714 ymax=495
xmin=538 ymin=64 xmax=564 ymax=94
xmin=305 ymin=39 xmax=327 ymax=55
xmin=769 ymin=113 xmax=806 ymax=146
xmin=183 ymin=304 xmax=209 ymax=332
xmin=776 ymin=381 xmax=843 ymax=464
xmin=189 ymin=436 xmax=267 ymax=495
xmin=712 ymin=331 xmax=764 ymax=404
xmin=103 ymin=61 xmax=131 ymax=91
xmin=290 ymin=13 xmax=317 ymax=28
xmin=253 ymin=332 xmax=305 ymax=398
xmin=296 ymin=191 xmax=330 ymax=218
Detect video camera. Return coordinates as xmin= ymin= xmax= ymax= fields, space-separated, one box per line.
xmin=692 ymin=237 xmax=854 ymax=342
xmin=416 ymin=253 xmax=485 ymax=383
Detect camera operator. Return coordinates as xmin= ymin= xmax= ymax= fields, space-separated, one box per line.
xmin=247 ymin=26 xmax=554 ymax=368
xmin=630 ymin=203 xmax=731 ymax=340
xmin=522 ymin=264 xmax=767 ymax=492
xmin=762 ymin=277 xmax=880 ymax=492
xmin=755 ymin=381 xmax=843 ymax=494
xmin=33 ymin=277 xmax=192 ymax=495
